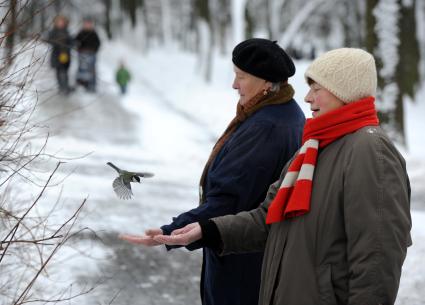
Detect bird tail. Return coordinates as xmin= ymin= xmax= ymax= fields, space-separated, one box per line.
xmin=140 ymin=172 xmax=154 ymax=178
xmin=106 ymin=162 xmax=121 ymax=173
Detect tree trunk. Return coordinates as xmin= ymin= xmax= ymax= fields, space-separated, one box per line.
xmin=267 ymin=0 xmax=285 ymax=40
xmin=104 ymin=0 xmax=113 ymax=39
xmin=342 ymin=0 xmax=363 ymax=47
xmin=265 ymin=0 xmax=272 ymax=38
xmin=395 ymin=0 xmax=419 ymax=147
xmin=129 ymin=0 xmax=138 ymax=28
xmin=218 ymin=16 xmax=228 ymax=55
xmin=195 ymin=0 xmax=213 ymax=82
xmin=5 ymin=0 xmax=17 ymax=69
xmin=39 ymin=0 xmax=47 ymax=34
xmin=367 ymin=0 xmax=402 ymax=143
xmin=120 ymin=0 xmax=139 ymax=28
xmin=216 ymin=0 xmax=230 ymax=55
xmin=365 ymin=0 xmax=378 ymax=52
xmin=397 ymin=0 xmax=420 ymax=100
xmin=366 ymin=0 xmax=419 ymax=145
xmin=417 ymin=0 xmax=425 ymax=81
xmin=231 ymin=0 xmax=247 ymax=45
xmin=244 ymin=1 xmax=253 ymax=40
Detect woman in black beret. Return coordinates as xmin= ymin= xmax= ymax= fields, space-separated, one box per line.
xmin=120 ymin=38 xmax=305 ymax=305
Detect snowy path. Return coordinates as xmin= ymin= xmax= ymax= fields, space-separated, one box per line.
xmin=32 ymin=82 xmax=205 ymax=304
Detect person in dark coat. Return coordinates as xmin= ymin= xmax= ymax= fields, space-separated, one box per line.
xmin=47 ymin=15 xmax=72 ymax=94
xmin=154 ymin=48 xmax=412 ymax=305
xmin=74 ymin=17 xmax=101 ymax=92
xmin=119 ymin=38 xmax=305 ymax=305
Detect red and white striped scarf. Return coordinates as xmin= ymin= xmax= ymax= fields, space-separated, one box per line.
xmin=266 ymin=97 xmax=379 ymax=224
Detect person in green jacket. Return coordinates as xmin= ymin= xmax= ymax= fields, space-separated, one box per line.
xmin=116 ymin=62 xmax=131 ymax=94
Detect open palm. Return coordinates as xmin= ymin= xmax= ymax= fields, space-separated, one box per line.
xmin=154 ymin=223 xmax=202 ymax=246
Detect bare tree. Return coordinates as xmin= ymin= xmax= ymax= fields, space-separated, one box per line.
xmin=195 ymin=0 xmax=214 ymax=82
xmin=0 ymin=4 xmax=93 ymax=304
xmin=279 ymin=0 xmax=327 ymax=49
xmin=103 ymin=0 xmax=113 ymax=39
xmin=211 ymin=0 xmax=231 ymax=54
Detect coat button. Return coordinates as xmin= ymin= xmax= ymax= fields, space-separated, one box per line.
xmin=366 ymin=128 xmax=376 ymax=134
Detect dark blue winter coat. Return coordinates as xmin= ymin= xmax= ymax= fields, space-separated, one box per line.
xmin=161 ymin=100 xmax=305 ymax=305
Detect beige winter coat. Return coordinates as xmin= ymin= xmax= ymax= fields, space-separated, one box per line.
xmin=213 ymin=126 xmax=412 ymax=305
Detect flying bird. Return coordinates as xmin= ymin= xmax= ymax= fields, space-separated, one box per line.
xmin=107 ymin=162 xmax=154 ymax=199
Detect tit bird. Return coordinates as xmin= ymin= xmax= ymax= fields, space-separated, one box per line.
xmin=106 ymin=162 xmax=154 ymax=199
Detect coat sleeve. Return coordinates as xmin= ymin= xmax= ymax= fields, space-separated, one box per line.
xmin=343 ymin=132 xmax=412 ymax=305
xmin=161 ymin=122 xmax=294 ymax=250
xmin=211 ymin=176 xmax=283 ymax=254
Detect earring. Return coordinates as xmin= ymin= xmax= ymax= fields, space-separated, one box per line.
xmin=263 ymin=89 xmax=268 ymax=95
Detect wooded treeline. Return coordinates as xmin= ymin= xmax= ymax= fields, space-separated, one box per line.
xmin=1 ymin=0 xmax=424 ymax=144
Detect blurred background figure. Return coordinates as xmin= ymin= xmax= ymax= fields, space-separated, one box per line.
xmin=115 ymin=61 xmax=131 ymax=95
xmin=74 ymin=17 xmax=101 ymax=92
xmin=47 ymin=15 xmax=72 ymax=95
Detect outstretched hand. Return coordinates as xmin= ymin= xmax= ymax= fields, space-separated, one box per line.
xmin=119 ymin=228 xmax=164 ymax=246
xmin=153 ymin=222 xmax=202 ymax=246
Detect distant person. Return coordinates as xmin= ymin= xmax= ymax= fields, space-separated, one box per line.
xmin=115 ymin=62 xmax=131 ymax=95
xmin=74 ymin=17 xmax=101 ymax=92
xmin=150 ymin=48 xmax=412 ymax=305
xmin=119 ymin=38 xmax=305 ymax=305
xmin=47 ymin=15 xmax=72 ymax=94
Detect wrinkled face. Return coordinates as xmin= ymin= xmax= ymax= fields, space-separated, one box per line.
xmin=232 ymin=66 xmax=271 ymax=105
xmin=304 ymin=81 xmax=345 ymax=118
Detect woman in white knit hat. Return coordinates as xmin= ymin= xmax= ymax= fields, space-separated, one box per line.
xmin=150 ymin=48 xmax=412 ymax=305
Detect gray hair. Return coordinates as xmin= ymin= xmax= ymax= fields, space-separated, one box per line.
xmin=270 ymin=82 xmax=282 ymax=92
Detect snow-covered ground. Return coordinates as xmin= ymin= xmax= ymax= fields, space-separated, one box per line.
xmin=10 ymin=40 xmax=425 ymax=304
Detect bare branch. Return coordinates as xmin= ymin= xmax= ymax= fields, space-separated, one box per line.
xmin=12 ymin=199 xmax=87 ymax=305
xmin=0 ymin=162 xmax=62 ymax=264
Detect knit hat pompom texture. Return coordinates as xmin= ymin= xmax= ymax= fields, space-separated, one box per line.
xmin=305 ymin=48 xmax=377 ymax=103
xmin=232 ymin=38 xmax=295 ymax=82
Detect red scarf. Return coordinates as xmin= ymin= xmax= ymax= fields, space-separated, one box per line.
xmin=265 ymin=97 xmax=379 ymax=224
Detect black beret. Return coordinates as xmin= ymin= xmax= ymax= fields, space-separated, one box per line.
xmin=232 ymin=38 xmax=295 ymax=82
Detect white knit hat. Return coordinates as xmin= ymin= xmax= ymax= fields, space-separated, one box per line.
xmin=304 ymin=48 xmax=377 ymax=103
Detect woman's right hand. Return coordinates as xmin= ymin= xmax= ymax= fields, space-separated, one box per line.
xmin=153 ymin=222 xmax=202 ymax=246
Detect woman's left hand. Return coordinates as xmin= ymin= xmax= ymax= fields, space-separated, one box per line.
xmin=153 ymin=222 xmax=202 ymax=246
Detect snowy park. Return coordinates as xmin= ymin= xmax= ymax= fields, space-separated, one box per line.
xmin=1 ymin=1 xmax=425 ymax=305
xmin=4 ymin=40 xmax=421 ymax=305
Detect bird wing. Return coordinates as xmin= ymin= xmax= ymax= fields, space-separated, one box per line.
xmin=135 ymin=172 xmax=154 ymax=178
xmin=112 ymin=177 xmax=133 ymax=200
